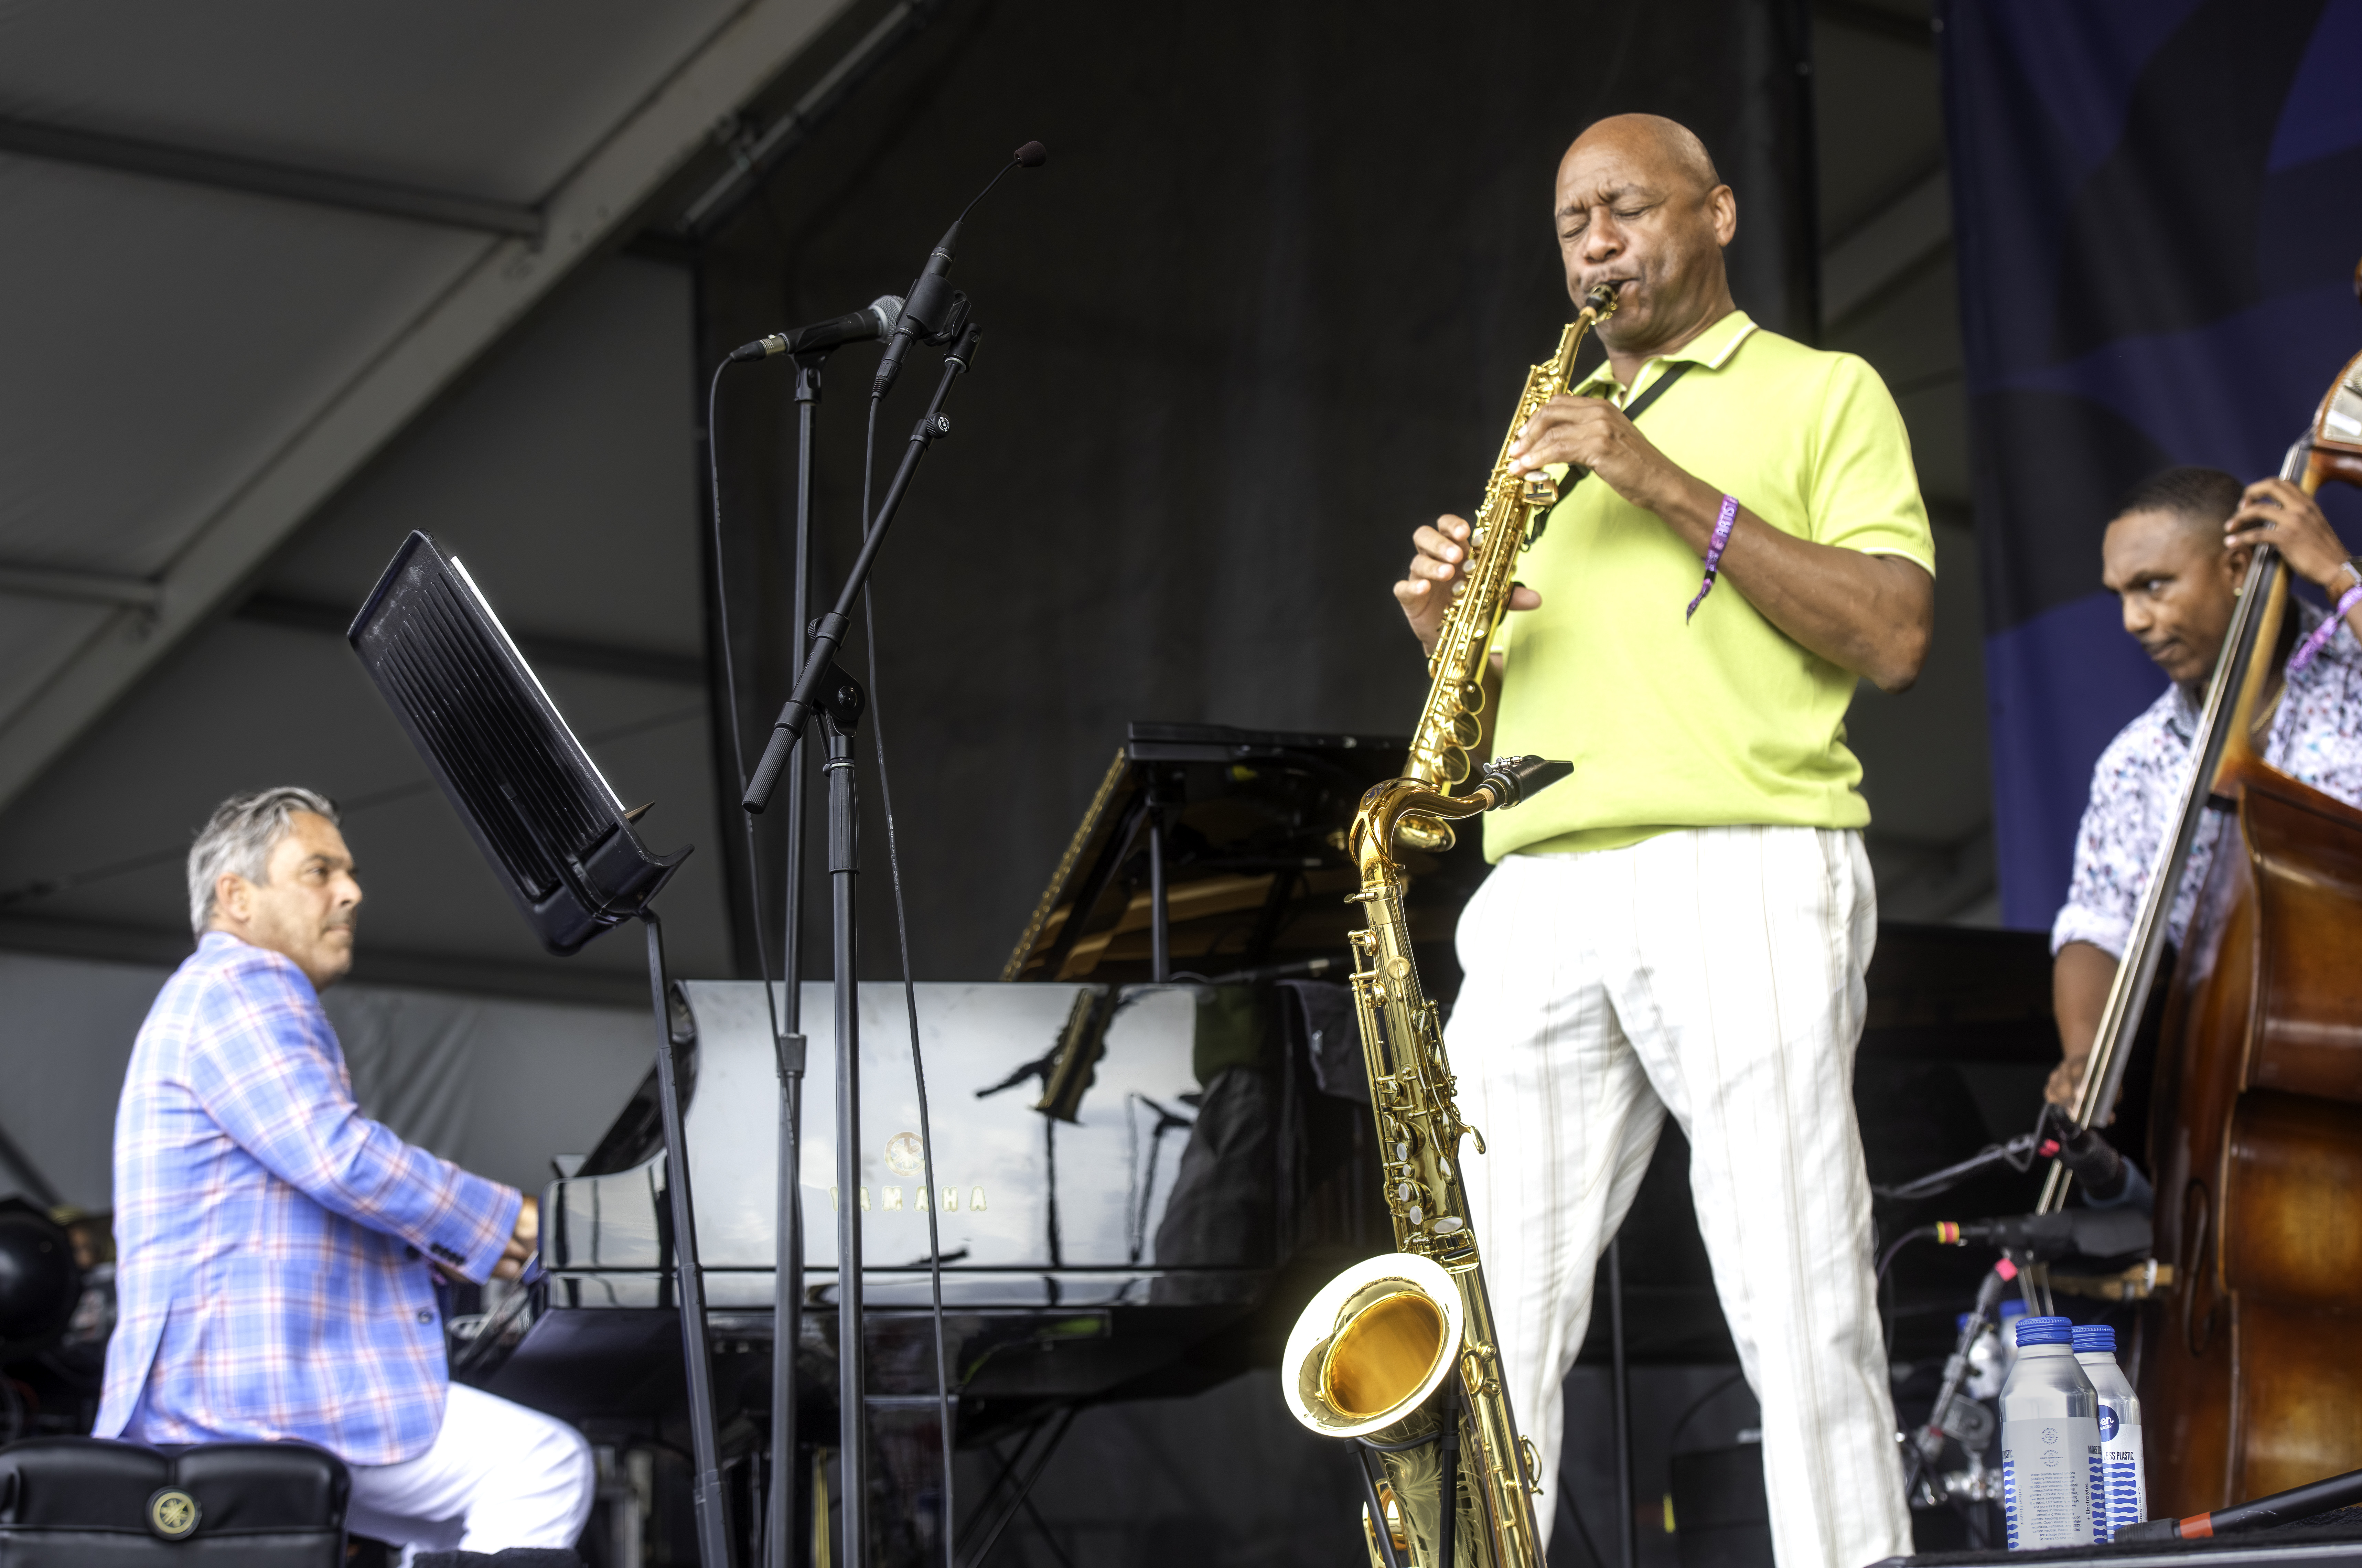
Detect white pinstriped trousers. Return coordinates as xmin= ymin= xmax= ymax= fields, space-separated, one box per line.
xmin=1448 ymin=827 xmax=1910 ymax=1568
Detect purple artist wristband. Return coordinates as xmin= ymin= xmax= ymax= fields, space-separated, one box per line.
xmin=1686 ymin=494 xmax=1741 ymax=623
xmin=2289 ymin=578 xmax=2362 ymax=673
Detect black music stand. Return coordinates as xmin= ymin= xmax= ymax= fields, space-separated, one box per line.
xmin=348 ymin=531 xmax=734 ymax=1568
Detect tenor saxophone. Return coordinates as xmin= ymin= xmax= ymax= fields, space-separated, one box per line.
xmin=1282 ymin=286 xmax=1614 ymax=1568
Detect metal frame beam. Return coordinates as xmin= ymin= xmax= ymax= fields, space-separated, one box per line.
xmin=1815 ymin=0 xmax=1935 ymax=50
xmin=0 ymin=911 xmax=652 ymax=1008
xmin=0 ymin=0 xmax=855 ymax=814
xmin=0 ymin=115 xmax=543 ymax=236
xmin=0 ymin=562 xmax=160 ymax=609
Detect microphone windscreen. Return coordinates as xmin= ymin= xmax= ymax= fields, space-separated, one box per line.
xmin=871 ymin=294 xmax=906 ymax=331
xmin=1014 ymin=140 xmax=1047 ymax=168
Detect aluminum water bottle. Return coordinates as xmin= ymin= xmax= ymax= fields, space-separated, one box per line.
xmin=1999 ymin=1315 xmax=2102 ymax=1550
xmin=2074 ymin=1324 xmax=2146 ymax=1539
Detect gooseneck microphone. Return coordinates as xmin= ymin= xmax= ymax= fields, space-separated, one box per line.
xmin=872 ymin=140 xmax=1045 ymax=400
xmin=729 ymin=295 xmax=905 ymax=362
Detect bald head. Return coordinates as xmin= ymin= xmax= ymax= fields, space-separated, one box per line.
xmin=1554 ymin=114 xmax=1738 ymax=376
xmin=1567 ymin=114 xmax=1722 ymax=198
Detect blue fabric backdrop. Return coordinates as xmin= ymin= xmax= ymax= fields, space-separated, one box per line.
xmin=1940 ymin=0 xmax=2362 ymax=930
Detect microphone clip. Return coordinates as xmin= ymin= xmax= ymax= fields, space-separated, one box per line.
xmin=924 ymin=290 xmax=973 ymax=348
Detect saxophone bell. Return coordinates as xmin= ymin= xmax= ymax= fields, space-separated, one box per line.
xmin=1285 ymin=1252 xmax=1467 ymax=1438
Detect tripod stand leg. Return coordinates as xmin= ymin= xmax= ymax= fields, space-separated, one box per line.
xmin=645 ymin=912 xmax=735 ymax=1568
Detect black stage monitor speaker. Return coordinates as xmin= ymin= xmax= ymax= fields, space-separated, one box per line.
xmin=346 ymin=531 xmax=686 ymax=955
xmin=1672 ymin=1442 xmax=1775 ymax=1568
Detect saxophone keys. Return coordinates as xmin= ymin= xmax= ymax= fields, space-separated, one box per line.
xmin=1522 ymin=473 xmax=1559 ymax=507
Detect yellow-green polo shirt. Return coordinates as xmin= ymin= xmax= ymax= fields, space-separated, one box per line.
xmin=1485 ymin=309 xmax=1934 ymax=861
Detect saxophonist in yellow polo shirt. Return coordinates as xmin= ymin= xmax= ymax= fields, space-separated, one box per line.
xmin=1396 ymin=115 xmax=1935 ymax=1568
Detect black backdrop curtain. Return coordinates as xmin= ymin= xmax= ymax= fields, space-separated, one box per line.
xmin=695 ymin=0 xmax=1819 ymax=982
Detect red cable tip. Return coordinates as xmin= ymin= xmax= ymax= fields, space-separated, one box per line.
xmin=1995 ymin=1257 xmax=2019 ymax=1280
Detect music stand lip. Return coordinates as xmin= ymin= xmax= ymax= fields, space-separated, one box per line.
xmin=346 ymin=529 xmax=688 ymax=957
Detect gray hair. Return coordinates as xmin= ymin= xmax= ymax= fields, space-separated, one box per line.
xmin=187 ymin=787 xmax=341 ymax=935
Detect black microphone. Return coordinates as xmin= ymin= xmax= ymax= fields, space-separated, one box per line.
xmin=729 ymin=295 xmax=905 ymax=363
xmin=872 ymin=140 xmax=1045 ymax=400
xmin=1930 ymin=1206 xmax=2152 ymax=1261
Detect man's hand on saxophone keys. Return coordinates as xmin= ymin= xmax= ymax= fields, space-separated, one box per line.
xmin=1507 ymin=393 xmax=1686 ymax=513
xmin=1394 ymin=514 xmax=1543 ymax=657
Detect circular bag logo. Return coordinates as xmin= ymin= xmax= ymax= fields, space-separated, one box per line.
xmin=885 ymin=1132 xmax=924 ymax=1177
xmin=2041 ymin=1426 xmax=2059 ymax=1445
xmin=147 ymin=1487 xmax=200 ymax=1540
xmin=2098 ymin=1404 xmax=2119 ymax=1441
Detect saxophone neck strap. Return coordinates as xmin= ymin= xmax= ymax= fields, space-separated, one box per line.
xmin=1529 ymin=358 xmax=1698 ymax=547
xmin=1614 ymin=356 xmax=1697 ymax=423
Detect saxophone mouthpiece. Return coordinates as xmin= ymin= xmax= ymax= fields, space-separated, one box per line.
xmin=1583 ymin=282 xmax=1620 ymax=320
xmin=1481 ymin=755 xmax=1573 ymax=808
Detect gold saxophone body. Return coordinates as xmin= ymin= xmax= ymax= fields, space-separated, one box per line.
xmin=1281 ymin=287 xmax=1613 ymax=1568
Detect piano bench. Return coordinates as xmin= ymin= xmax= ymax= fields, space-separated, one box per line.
xmin=0 ymin=1437 xmax=349 ymax=1566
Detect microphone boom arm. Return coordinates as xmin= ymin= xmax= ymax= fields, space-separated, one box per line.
xmin=743 ymin=326 xmax=983 ymax=812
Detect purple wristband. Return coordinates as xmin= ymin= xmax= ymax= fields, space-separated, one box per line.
xmin=1686 ymin=494 xmax=1741 ymax=623
xmin=2289 ymin=579 xmax=2362 ymax=673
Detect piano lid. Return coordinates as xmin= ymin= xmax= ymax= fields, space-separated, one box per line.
xmin=1002 ymin=721 xmax=1484 ymax=985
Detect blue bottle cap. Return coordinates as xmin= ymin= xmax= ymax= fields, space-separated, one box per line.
xmin=2015 ymin=1314 xmax=2075 ymax=1347
xmin=2071 ymin=1324 xmax=2116 ymax=1355
xmin=1998 ymin=1298 xmax=2028 ymax=1319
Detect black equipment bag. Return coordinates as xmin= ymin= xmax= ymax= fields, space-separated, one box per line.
xmin=0 ymin=1438 xmax=348 ymax=1566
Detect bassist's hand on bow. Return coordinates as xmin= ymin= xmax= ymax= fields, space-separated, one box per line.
xmin=1395 ymin=514 xmax=1542 ymax=657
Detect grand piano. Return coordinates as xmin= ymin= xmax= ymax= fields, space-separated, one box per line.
xmin=470 ymin=722 xmax=2063 ymax=1567
xmin=472 ymin=724 xmax=1459 ymax=1565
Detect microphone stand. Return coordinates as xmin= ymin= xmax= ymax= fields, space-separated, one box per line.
xmin=766 ymin=351 xmax=822 ymax=1568
xmin=750 ymin=324 xmax=982 ymax=1568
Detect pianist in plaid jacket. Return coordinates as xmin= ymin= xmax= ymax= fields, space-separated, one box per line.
xmin=96 ymin=788 xmax=594 ymax=1559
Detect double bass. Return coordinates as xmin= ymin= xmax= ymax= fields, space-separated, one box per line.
xmin=2049 ymin=263 xmax=2362 ymax=1516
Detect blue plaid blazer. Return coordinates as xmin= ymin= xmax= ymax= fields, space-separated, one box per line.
xmin=95 ymin=934 xmax=520 ymax=1465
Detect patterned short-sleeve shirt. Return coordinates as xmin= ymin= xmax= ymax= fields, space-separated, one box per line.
xmin=2053 ymin=602 xmax=2362 ymax=959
